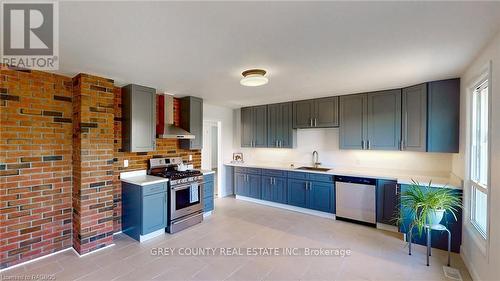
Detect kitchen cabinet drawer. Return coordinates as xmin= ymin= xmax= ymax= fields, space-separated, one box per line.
xmin=287 ymin=171 xmax=309 ymax=180
xmin=308 ymin=173 xmax=334 ymax=183
xmin=234 ymin=167 xmax=261 ymax=175
xmin=262 ymin=169 xmax=287 ymax=178
xmin=142 ymin=183 xmax=167 ymax=196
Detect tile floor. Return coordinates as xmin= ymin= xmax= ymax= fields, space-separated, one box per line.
xmin=1 ymin=197 xmax=471 ymax=281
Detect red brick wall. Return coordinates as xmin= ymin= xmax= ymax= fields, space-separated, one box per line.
xmin=0 ymin=68 xmax=203 ymax=268
xmin=71 ymin=74 xmax=115 ymax=255
xmin=112 ymin=88 xmax=201 ymax=231
xmin=0 ymin=67 xmax=73 ymax=268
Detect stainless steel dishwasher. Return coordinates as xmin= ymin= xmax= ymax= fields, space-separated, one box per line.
xmin=335 ymin=176 xmax=376 ymax=225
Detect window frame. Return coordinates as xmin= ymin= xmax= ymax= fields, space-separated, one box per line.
xmin=465 ymin=62 xmax=492 ymax=256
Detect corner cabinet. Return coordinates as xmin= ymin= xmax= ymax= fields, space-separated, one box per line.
xmin=427 ymin=79 xmax=460 ymax=153
xmin=241 ymin=105 xmax=267 ymax=148
xmin=122 ymin=84 xmax=156 ymax=152
xmin=340 ymin=90 xmax=401 ymax=151
xmin=292 ymin=97 xmax=338 ymax=128
xmin=180 ymin=96 xmax=203 ymax=150
xmin=267 ymin=102 xmax=294 ymax=148
xmin=402 ymin=78 xmax=460 ymax=153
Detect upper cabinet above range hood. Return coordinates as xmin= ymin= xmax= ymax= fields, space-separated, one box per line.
xmin=157 ymin=94 xmax=195 ymax=139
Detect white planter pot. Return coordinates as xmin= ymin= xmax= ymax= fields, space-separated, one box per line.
xmin=427 ymin=209 xmax=445 ymax=226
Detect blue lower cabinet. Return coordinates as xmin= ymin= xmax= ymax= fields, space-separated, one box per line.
xmin=203 ymin=174 xmax=215 ymax=213
xmin=235 ymin=172 xmax=249 ymax=197
xmin=248 ymin=174 xmax=262 ymax=199
xmin=399 ymin=184 xmax=462 ymax=253
xmin=122 ymin=182 xmax=168 ymax=241
xmin=204 ymin=197 xmax=214 ymax=212
xmin=309 ymin=181 xmax=334 ymax=213
xmin=235 ymin=172 xmax=261 ymax=199
xmin=287 ymin=179 xmax=308 ymax=208
xmin=142 ymin=191 xmax=168 ymax=234
xmin=262 ymin=176 xmax=287 ymax=204
xmin=203 ymin=180 xmax=214 ymax=199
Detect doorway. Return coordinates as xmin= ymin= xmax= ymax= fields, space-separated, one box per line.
xmin=202 ymin=120 xmax=221 ymax=197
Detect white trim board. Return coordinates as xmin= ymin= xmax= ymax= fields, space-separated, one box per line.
xmin=0 ymin=247 xmax=73 ymax=273
xmin=72 ymin=243 xmax=115 ymax=257
xmin=235 ymin=195 xmax=335 ymax=219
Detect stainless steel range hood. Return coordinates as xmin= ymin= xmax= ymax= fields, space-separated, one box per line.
xmin=158 ymin=94 xmax=195 ymax=139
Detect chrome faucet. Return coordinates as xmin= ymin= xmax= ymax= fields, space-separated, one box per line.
xmin=312 ymin=151 xmax=321 ymax=168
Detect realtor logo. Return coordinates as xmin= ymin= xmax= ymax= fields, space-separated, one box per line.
xmin=1 ymin=1 xmax=59 ymax=70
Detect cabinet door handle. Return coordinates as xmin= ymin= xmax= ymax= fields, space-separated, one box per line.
xmin=314 ymin=118 xmax=317 ymax=127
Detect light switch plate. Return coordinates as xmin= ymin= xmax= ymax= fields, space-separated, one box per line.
xmin=124 ymin=160 xmax=129 ymax=168
xmin=188 ymin=155 xmax=193 ymax=161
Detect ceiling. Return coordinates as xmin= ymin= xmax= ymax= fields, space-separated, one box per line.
xmin=59 ymin=1 xmax=500 ymax=108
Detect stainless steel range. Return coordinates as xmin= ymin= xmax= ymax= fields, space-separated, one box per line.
xmin=148 ymin=157 xmax=204 ymax=233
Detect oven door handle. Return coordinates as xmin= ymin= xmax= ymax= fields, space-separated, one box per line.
xmin=171 ymin=183 xmax=202 ymax=191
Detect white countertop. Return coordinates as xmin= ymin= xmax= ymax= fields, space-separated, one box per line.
xmin=225 ymin=162 xmax=462 ymax=189
xmin=120 ymin=170 xmax=168 ymax=186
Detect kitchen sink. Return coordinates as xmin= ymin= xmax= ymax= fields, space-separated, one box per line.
xmin=296 ymin=166 xmax=331 ymax=172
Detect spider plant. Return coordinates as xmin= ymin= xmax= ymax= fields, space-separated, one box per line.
xmin=399 ymin=180 xmax=462 ymax=236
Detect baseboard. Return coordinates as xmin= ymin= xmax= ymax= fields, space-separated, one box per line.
xmin=235 ymin=195 xmax=335 ymax=219
xmin=460 ymin=245 xmax=480 ymax=281
xmin=72 ymin=243 xmax=115 ymax=257
xmin=0 ymin=247 xmax=72 ymax=272
xmin=376 ymin=222 xmax=399 ymax=233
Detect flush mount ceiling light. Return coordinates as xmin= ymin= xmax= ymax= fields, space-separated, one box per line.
xmin=240 ymin=69 xmax=268 ymax=87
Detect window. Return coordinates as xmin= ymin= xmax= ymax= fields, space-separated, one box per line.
xmin=470 ymin=79 xmax=489 ymax=237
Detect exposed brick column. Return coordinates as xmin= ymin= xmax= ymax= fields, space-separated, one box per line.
xmin=71 ymin=74 xmax=115 ymax=254
xmin=0 ymin=67 xmax=73 ymax=268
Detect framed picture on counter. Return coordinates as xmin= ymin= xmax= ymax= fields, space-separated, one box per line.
xmin=232 ymin=153 xmax=243 ymax=163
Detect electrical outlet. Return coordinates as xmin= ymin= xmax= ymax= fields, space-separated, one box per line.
xmin=124 ymin=160 xmax=129 ymax=168
xmin=188 ymin=155 xmax=193 ymax=161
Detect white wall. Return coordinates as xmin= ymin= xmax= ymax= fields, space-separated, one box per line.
xmin=453 ymin=31 xmax=500 ymax=281
xmin=202 ymin=103 xmax=235 ymax=197
xmin=234 ymin=110 xmax=454 ymax=175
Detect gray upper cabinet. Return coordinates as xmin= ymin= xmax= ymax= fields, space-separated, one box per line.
xmin=292 ymin=100 xmax=315 ymax=128
xmin=268 ymin=102 xmax=293 ymax=148
xmin=402 ymin=79 xmax=460 ymax=153
xmin=293 ymin=97 xmax=338 ymax=128
xmin=241 ymin=107 xmax=253 ymax=147
xmin=340 ymin=90 xmax=401 ymax=151
xmin=402 ymin=84 xmax=427 ymax=152
xmin=240 ymin=105 xmax=268 ymax=148
xmin=339 ymin=94 xmax=367 ymax=150
xmin=122 ymin=84 xmax=156 ymax=152
xmin=315 ymin=97 xmax=339 ymax=127
xmin=366 ymin=90 xmax=401 ymax=150
xmin=427 ymin=79 xmax=460 ymax=153
xmin=179 ymin=96 xmax=203 ymax=150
